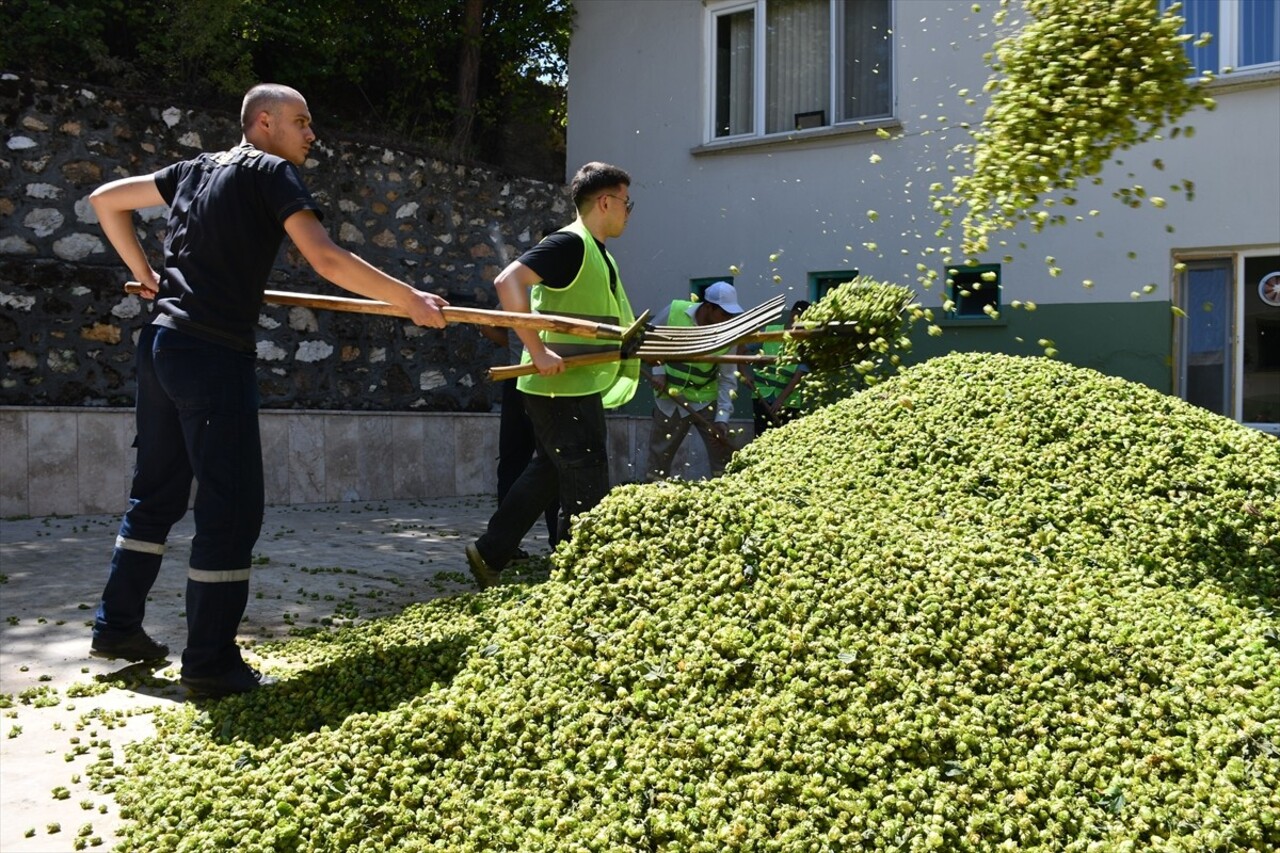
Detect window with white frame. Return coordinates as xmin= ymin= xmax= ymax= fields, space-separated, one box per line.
xmin=709 ymin=0 xmax=893 ymax=141
xmin=1164 ymin=0 xmax=1280 ymax=75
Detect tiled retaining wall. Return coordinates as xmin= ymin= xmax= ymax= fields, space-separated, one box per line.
xmin=0 ymin=407 xmax=731 ymax=518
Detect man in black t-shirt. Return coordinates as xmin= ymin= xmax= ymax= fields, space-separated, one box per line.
xmin=88 ymin=84 xmax=448 ymax=698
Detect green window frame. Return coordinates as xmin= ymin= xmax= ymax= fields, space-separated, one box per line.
xmin=809 ymin=269 xmax=859 ymax=301
xmin=946 ymin=263 xmax=1002 ymax=318
xmin=690 ymin=276 xmax=734 ymax=302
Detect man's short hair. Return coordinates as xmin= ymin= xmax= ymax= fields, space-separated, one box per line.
xmin=240 ymin=84 xmax=305 ymax=132
xmin=570 ymin=162 xmax=631 ymax=212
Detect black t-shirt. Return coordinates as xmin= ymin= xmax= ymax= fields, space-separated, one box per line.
xmin=517 ymin=231 xmax=617 ymax=291
xmin=151 ymin=144 xmax=321 ymax=351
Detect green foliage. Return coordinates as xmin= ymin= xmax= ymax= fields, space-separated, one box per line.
xmin=133 ymin=0 xmax=258 ymax=100
xmin=0 ymin=1 xmax=114 ymax=76
xmin=95 ymin=354 xmax=1280 ymax=851
xmin=1 ymin=0 xmax=573 ymax=159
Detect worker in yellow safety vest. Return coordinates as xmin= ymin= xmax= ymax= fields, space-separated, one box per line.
xmin=645 ymin=280 xmax=745 ymax=481
xmin=746 ymin=300 xmax=809 ymax=438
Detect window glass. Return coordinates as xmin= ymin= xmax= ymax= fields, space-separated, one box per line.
xmin=1241 ymin=0 xmax=1280 ymax=67
xmin=715 ymin=9 xmax=755 ymax=138
xmin=710 ymin=0 xmax=892 ymax=140
xmin=1243 ymin=255 xmax=1280 ymax=424
xmin=1176 ymin=255 xmax=1280 ymax=428
xmin=1180 ymin=0 xmax=1220 ymax=75
xmin=839 ymin=0 xmax=893 ymax=120
xmin=1180 ymin=260 xmax=1233 ymax=416
xmin=1164 ymin=0 xmax=1280 ymax=74
xmin=765 ymin=0 xmax=830 ymax=134
xmin=946 ymin=264 xmax=1002 ymax=317
xmin=810 ymin=269 xmax=858 ymax=300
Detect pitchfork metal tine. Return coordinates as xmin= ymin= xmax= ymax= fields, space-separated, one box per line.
xmin=646 ymin=297 xmax=783 ymax=339
xmin=486 ymin=295 xmax=787 ymax=381
xmin=643 ymin=294 xmax=785 ymax=339
xmin=635 ymin=295 xmax=786 ymax=357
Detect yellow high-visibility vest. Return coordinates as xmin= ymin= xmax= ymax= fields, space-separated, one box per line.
xmin=517 ymin=218 xmax=638 ymax=408
xmin=659 ymin=300 xmax=725 ymax=404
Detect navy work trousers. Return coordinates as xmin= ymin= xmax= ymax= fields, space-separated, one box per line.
xmin=95 ymin=324 xmax=263 ymax=677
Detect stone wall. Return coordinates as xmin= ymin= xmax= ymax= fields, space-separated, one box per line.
xmin=0 ymin=73 xmax=572 ymax=411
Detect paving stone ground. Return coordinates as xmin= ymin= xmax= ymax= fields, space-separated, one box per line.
xmin=0 ymin=496 xmax=548 ymax=852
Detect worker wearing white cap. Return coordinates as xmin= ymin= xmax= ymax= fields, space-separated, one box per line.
xmin=645 ymin=281 xmax=744 ymax=481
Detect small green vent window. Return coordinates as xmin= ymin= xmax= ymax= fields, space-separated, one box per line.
xmin=809 ymin=269 xmax=859 ymax=301
xmin=690 ymin=276 xmax=733 ymax=301
xmin=947 ymin=264 xmax=1001 ymax=317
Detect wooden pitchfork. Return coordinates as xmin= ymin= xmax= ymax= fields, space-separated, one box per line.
xmin=124 ymin=282 xmax=655 ymax=346
xmin=489 ymin=294 xmax=786 ymax=381
xmin=123 ymin=283 xmax=784 ymax=378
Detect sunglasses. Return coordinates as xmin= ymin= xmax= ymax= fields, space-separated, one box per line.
xmin=602 ymin=194 xmax=634 ymax=213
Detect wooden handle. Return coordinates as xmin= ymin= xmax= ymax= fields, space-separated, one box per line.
xmin=123 ymin=282 xmax=630 ymax=339
xmin=443 ymin=306 xmax=627 ymax=338
xmin=489 ymin=351 xmax=624 ymax=382
xmin=488 ymin=352 xmax=775 ymax=382
xmin=680 ymin=354 xmax=776 ymax=364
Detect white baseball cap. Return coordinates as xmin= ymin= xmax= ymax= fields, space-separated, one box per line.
xmin=699 ymin=281 xmax=744 ymax=315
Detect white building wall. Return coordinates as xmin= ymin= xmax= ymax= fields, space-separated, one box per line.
xmin=566 ymin=0 xmax=1280 ymax=315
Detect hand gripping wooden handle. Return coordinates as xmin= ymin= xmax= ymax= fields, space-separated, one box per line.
xmin=489 ymin=351 xmax=625 ymax=382
xmin=488 ymin=352 xmax=775 ymax=382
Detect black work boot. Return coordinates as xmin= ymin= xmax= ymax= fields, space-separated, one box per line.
xmin=180 ymin=664 xmax=275 ymax=699
xmin=90 ymin=629 xmax=170 ymax=662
